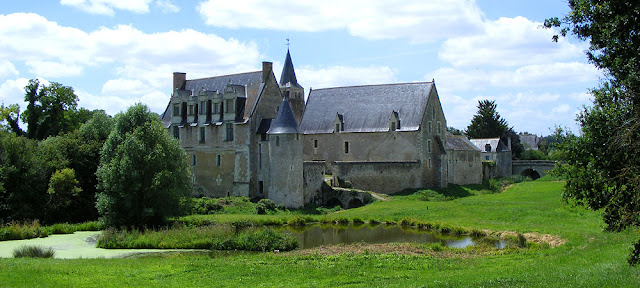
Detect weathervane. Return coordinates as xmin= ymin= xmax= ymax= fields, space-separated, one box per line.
xmin=286 ymin=37 xmax=290 ymax=48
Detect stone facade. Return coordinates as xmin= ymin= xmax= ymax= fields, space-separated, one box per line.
xmin=162 ymin=50 xmax=492 ymax=207
xmin=469 ymin=138 xmax=512 ymax=178
xmin=446 ymin=135 xmax=482 ymax=185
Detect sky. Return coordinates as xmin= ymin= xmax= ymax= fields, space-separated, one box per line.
xmin=0 ymin=0 xmax=602 ymax=135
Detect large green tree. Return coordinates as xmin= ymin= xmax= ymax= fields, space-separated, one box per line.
xmin=465 ymin=100 xmax=523 ymax=159
xmin=96 ymin=104 xmax=191 ymax=228
xmin=20 ymin=79 xmax=88 ymax=140
xmin=546 ymin=0 xmax=640 ymax=265
xmin=465 ymin=100 xmax=508 ymax=139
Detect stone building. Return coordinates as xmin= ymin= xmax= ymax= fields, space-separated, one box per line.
xmin=446 ymin=135 xmax=482 ymax=185
xmin=161 ymin=60 xmax=304 ymax=205
xmin=162 ymin=50 xmax=481 ymax=207
xmin=300 ymin=82 xmax=449 ymax=193
xmin=469 ymin=138 xmax=512 ymax=178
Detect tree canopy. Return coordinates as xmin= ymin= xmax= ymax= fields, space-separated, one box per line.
xmin=546 ymin=0 xmax=640 ymax=265
xmin=465 ymin=100 xmax=508 ymax=139
xmin=96 ymin=104 xmax=191 ymax=228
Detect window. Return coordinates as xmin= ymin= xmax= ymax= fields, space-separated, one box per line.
xmin=428 ymin=140 xmax=431 ymax=153
xmin=173 ymin=126 xmax=179 ymax=139
xmin=225 ymin=124 xmax=233 ymax=141
xmin=199 ymin=127 xmax=205 ymax=143
xmin=428 ymin=158 xmax=431 ymax=169
xmin=428 ymin=122 xmax=432 ymax=133
xmin=200 ymin=101 xmax=206 ymax=114
xmin=188 ymin=105 xmax=194 ymax=116
xmin=390 ymin=122 xmax=396 ymax=131
xmin=216 ymin=154 xmax=221 ymax=166
xmin=485 ymin=155 xmax=490 ymax=161
xmin=335 ymin=123 xmax=340 ymax=133
xmin=259 ymin=144 xmax=262 ymax=168
xmin=225 ymin=99 xmax=234 ymax=113
xmin=214 ymin=103 xmax=221 ymax=114
xmin=276 ymin=136 xmax=280 ymax=147
xmin=173 ymin=104 xmax=180 ymax=116
xmin=314 ymin=139 xmax=318 ymax=148
xmin=191 ymin=154 xmax=196 ymax=166
xmin=432 ymin=107 xmax=435 ymax=120
xmin=485 ymin=144 xmax=491 ymax=152
xmin=437 ymin=122 xmax=441 ymax=134
xmin=259 ymin=181 xmax=264 ymax=194
xmin=344 ymin=141 xmax=349 ymax=154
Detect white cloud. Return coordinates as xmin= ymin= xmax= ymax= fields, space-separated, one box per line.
xmin=0 ymin=78 xmax=30 ymax=108
xmin=26 ymin=60 xmax=84 ymax=78
xmin=0 ymin=13 xmax=261 ymax=114
xmin=552 ymin=104 xmax=570 ymax=114
xmin=432 ymin=62 xmax=599 ymax=92
xmin=155 ymin=0 xmax=179 ymax=14
xmin=102 ymin=78 xmax=150 ymax=95
xmin=439 ymin=17 xmax=585 ymax=67
xmin=297 ymin=65 xmax=396 ymax=93
xmin=0 ymin=61 xmax=19 ymax=79
xmin=60 ymin=0 xmax=153 ymax=16
xmin=197 ymin=0 xmax=484 ymax=42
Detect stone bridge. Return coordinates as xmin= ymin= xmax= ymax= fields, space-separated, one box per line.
xmin=512 ymin=160 xmax=557 ymax=180
xmin=318 ymin=182 xmax=374 ymax=209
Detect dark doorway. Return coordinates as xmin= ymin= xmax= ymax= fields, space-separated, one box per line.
xmin=521 ymin=168 xmax=541 ymax=180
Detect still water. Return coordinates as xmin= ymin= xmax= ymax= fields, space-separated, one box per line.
xmin=279 ymin=224 xmax=505 ymax=249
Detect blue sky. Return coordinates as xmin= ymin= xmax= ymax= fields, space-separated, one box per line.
xmin=0 ymin=0 xmax=600 ymax=135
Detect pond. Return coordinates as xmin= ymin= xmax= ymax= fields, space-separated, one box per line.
xmin=0 ymin=231 xmax=196 ymax=259
xmin=279 ymin=224 xmax=506 ymax=249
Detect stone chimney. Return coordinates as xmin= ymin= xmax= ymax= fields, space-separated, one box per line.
xmin=262 ymin=62 xmax=273 ymax=83
xmin=173 ymin=72 xmax=186 ymax=91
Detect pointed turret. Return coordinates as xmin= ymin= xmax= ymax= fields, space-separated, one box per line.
xmin=279 ymin=49 xmax=305 ymax=124
xmin=280 ymin=49 xmax=302 ymax=88
xmin=268 ymin=96 xmax=302 ymax=135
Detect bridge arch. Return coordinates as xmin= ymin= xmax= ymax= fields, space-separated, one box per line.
xmin=347 ymin=198 xmax=364 ymax=209
xmin=326 ymin=197 xmax=343 ymax=209
xmin=520 ymin=168 xmax=541 ymax=180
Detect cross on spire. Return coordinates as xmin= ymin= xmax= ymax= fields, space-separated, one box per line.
xmin=286 ymin=38 xmax=290 ymax=48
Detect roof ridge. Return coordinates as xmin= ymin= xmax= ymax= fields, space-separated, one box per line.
xmin=311 ymin=81 xmax=433 ymax=91
xmin=186 ymin=71 xmax=261 ymax=82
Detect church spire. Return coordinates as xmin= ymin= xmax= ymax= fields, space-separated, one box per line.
xmin=280 ymin=49 xmax=302 ymax=88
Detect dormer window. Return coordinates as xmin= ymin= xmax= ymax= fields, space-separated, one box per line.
xmin=225 ymin=99 xmax=234 ymax=113
xmin=334 ymin=113 xmax=344 ymax=133
xmin=173 ymin=104 xmax=180 ymax=117
xmin=485 ymin=144 xmax=491 ymax=152
xmin=389 ymin=111 xmax=400 ymax=132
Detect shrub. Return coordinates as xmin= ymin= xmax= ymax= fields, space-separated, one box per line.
xmin=213 ymin=228 xmax=298 ymax=252
xmin=352 ymin=217 xmax=365 ymax=225
xmin=368 ymin=218 xmax=381 ymax=226
xmin=12 ymin=245 xmax=55 ymax=258
xmin=0 ymin=220 xmax=49 ymax=241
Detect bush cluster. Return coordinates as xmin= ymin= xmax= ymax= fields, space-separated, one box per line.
xmin=12 ymin=245 xmax=55 ymax=258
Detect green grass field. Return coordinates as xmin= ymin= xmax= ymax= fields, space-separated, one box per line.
xmin=1 ymin=180 xmax=639 ymax=287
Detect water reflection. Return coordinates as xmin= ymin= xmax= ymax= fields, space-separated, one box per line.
xmin=278 ymin=224 xmax=504 ymax=249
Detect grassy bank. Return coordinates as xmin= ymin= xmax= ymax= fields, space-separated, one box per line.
xmin=0 ymin=221 xmax=103 ymax=241
xmin=1 ymin=180 xmax=639 ymax=287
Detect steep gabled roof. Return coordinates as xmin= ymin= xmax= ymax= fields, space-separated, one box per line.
xmin=268 ymin=97 xmax=302 ymax=134
xmin=469 ymin=138 xmax=510 ymax=153
xmin=300 ymin=82 xmax=433 ymax=134
xmin=279 ymin=50 xmax=301 ymax=88
xmin=446 ymin=135 xmax=481 ymax=151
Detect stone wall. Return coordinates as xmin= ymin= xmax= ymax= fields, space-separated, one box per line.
xmin=331 ymin=161 xmax=422 ymax=194
xmin=447 ymin=150 xmax=482 ymax=185
xmin=303 ymin=161 xmax=326 ymax=205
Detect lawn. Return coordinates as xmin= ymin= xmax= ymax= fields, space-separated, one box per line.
xmin=1 ymin=180 xmax=639 ymax=287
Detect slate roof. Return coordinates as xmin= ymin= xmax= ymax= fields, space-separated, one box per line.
xmin=300 ymin=82 xmax=433 ymax=134
xmin=162 ymin=71 xmax=262 ymax=127
xmin=469 ymin=138 xmax=510 ymax=153
xmin=446 ymin=135 xmax=481 ymax=151
xmin=279 ymin=50 xmax=301 ymax=88
xmin=268 ymin=97 xmax=302 ymax=134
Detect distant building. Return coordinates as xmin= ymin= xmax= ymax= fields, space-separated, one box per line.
xmin=519 ymin=134 xmax=542 ymax=150
xmin=469 ymin=138 xmax=512 ymax=178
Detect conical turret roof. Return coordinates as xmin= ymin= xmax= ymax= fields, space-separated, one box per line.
xmin=268 ymin=96 xmax=302 ymax=134
xmin=279 ymin=49 xmax=302 ymax=88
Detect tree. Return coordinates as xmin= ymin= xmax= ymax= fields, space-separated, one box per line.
xmin=546 ymin=0 xmax=640 ymax=265
xmin=96 ymin=104 xmax=191 ymax=228
xmin=20 ymin=79 xmax=82 ymax=140
xmin=0 ymin=104 xmax=24 ymax=135
xmin=447 ymin=126 xmax=464 ymax=135
xmin=465 ymin=100 xmax=508 ymax=139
